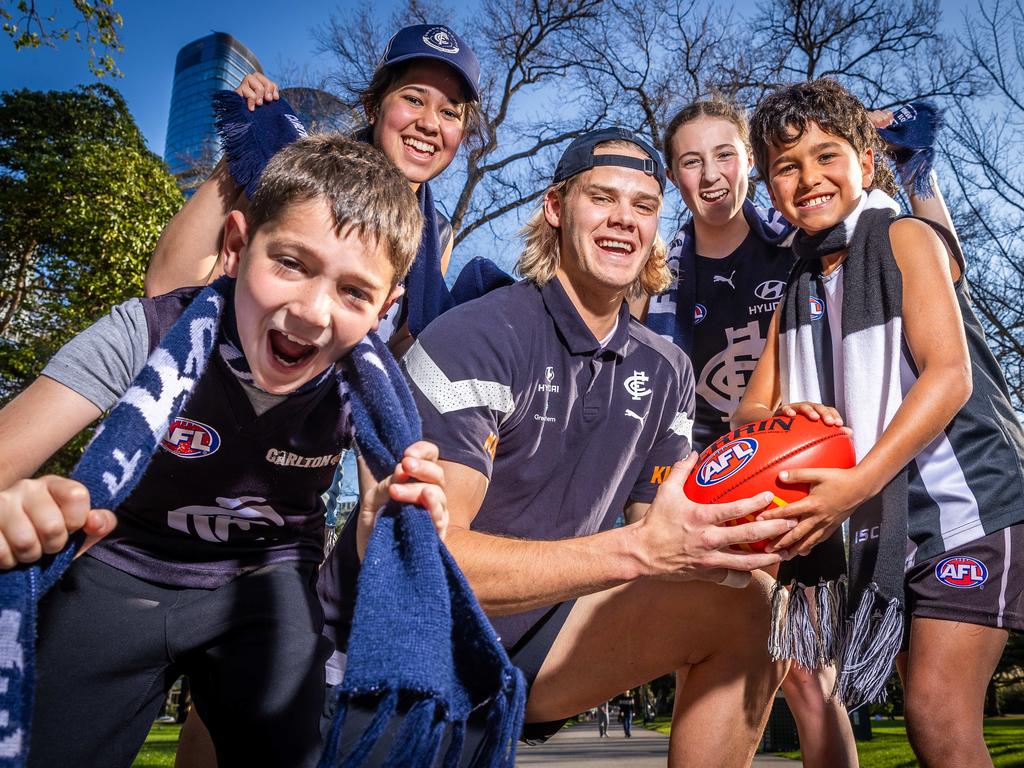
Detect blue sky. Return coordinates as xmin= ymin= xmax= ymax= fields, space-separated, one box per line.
xmin=1 ymin=0 xmax=977 ymax=272
xmin=1 ymin=0 xmax=973 ymax=158
xmin=0 ymin=0 xmax=397 ymax=156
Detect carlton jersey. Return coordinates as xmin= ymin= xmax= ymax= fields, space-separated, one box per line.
xmin=690 ymin=233 xmax=795 ymax=451
xmin=85 ymin=287 xmax=354 ymax=588
xmin=813 ymin=245 xmax=1024 ymax=566
xmin=404 ymin=278 xmax=695 ymax=648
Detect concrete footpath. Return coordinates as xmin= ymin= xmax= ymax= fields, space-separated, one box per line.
xmin=514 ymin=721 xmax=796 ymax=766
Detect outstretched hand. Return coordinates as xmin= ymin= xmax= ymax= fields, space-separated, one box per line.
xmin=633 ymin=454 xmax=796 ymax=588
xmin=357 ymin=441 xmax=448 ymax=560
xmin=0 ymin=476 xmax=116 ymax=569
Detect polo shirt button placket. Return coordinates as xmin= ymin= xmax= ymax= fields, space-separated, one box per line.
xmin=582 ymin=351 xmax=609 ymax=422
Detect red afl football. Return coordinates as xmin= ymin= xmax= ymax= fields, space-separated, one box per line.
xmin=683 ymin=414 xmax=856 ymax=552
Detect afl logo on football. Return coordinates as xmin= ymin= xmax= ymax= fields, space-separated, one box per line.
xmin=809 ymin=296 xmax=824 ymax=321
xmin=696 ymin=438 xmax=758 ymax=487
xmin=935 ymin=556 xmax=988 ymax=588
xmin=694 ymin=303 xmax=707 ymax=324
xmin=755 ymin=280 xmax=786 ymax=301
xmin=422 ymin=27 xmax=459 ymax=54
xmin=161 ymin=418 xmax=220 ymax=459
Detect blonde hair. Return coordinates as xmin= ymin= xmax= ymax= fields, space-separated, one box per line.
xmin=517 ymin=142 xmax=671 ymax=298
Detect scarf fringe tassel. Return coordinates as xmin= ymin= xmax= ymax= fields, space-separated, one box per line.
xmin=833 ymin=585 xmax=903 ymax=711
xmin=318 ymin=669 xmax=525 ymax=768
xmin=212 ymin=91 xmax=269 ymax=196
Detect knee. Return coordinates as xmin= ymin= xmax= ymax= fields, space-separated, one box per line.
xmin=905 ymin=686 xmax=977 ymax=757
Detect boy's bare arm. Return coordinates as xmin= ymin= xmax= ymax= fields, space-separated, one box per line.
xmin=0 ymin=376 xmax=115 ymax=566
xmin=0 ymin=376 xmax=101 ymax=488
xmin=763 ymin=219 xmax=971 ymax=555
xmin=732 ymin=307 xmax=784 ymax=427
xmin=440 ymin=456 xmax=790 ymax=616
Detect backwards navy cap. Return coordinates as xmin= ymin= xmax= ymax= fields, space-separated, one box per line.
xmin=553 ymin=127 xmax=666 ymax=191
xmin=378 ymin=24 xmax=481 ymax=102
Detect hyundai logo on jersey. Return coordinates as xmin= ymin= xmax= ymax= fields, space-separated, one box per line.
xmin=161 ymin=418 xmax=221 ymax=458
xmin=935 ymin=556 xmax=989 ymax=588
xmin=809 ymin=296 xmax=824 ymax=321
xmin=696 ymin=438 xmax=759 ymax=487
xmin=755 ymin=280 xmax=786 ymax=301
xmin=694 ymin=303 xmax=707 ymax=324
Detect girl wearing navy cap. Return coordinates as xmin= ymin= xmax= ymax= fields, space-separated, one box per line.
xmin=641 ymin=97 xmax=958 ymax=768
xmin=147 ymin=23 xmax=482 ymax=356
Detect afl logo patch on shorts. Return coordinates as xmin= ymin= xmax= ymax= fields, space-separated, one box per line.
xmin=935 ymin=556 xmax=988 ymax=588
xmin=696 ymin=438 xmax=758 ymax=487
xmin=161 ymin=418 xmax=221 ymax=459
xmin=809 ymin=296 xmax=824 ymax=321
xmin=694 ymin=303 xmax=707 ymax=324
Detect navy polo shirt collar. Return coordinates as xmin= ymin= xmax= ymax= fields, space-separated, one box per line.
xmin=540 ymin=277 xmax=632 ymax=357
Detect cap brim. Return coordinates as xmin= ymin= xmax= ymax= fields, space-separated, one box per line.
xmin=379 ymin=52 xmax=480 ymax=102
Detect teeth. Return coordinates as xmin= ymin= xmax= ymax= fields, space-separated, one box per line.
xmin=403 ymin=137 xmax=436 ymax=154
xmin=273 ymin=353 xmax=301 ymax=368
xmin=283 ymin=332 xmax=311 ymax=346
xmin=799 ymin=195 xmax=833 ymax=207
xmin=700 ymin=189 xmax=728 ymax=201
xmin=597 ymin=239 xmax=633 ymax=253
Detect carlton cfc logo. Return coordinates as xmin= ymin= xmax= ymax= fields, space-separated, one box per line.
xmin=696 ymin=438 xmax=758 ymax=487
xmin=809 ymin=296 xmax=824 ymax=321
xmin=935 ymin=556 xmax=988 ymax=588
xmin=161 ymin=418 xmax=221 ymax=459
xmin=694 ymin=303 xmax=707 ymax=324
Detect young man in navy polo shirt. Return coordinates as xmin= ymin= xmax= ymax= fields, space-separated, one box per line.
xmin=402 ymin=129 xmax=794 ymax=763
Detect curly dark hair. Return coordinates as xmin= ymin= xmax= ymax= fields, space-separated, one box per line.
xmin=749 ymin=78 xmax=897 ymax=196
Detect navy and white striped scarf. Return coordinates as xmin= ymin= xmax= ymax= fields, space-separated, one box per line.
xmin=0 ymin=277 xmax=524 ymax=767
xmin=774 ymin=190 xmax=907 ymax=709
xmin=645 ymin=199 xmax=791 ymax=353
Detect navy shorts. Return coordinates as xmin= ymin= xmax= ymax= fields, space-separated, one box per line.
xmin=905 ymin=523 xmax=1024 ymax=634
xmin=30 ymin=556 xmax=331 ymax=768
xmin=513 ymin=600 xmax=576 ymax=744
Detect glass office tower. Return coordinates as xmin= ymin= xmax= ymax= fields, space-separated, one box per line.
xmin=164 ymin=32 xmax=262 ymax=190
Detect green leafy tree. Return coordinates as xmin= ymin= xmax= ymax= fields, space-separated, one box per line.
xmin=1 ymin=0 xmax=123 ymax=77
xmin=0 ymin=84 xmax=182 ymax=468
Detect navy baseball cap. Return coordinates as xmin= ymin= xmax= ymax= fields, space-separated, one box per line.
xmin=553 ymin=127 xmax=666 ymax=191
xmin=378 ymin=24 xmax=481 ymax=102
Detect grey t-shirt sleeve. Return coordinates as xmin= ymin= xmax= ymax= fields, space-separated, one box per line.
xmin=41 ymin=298 xmax=149 ymax=412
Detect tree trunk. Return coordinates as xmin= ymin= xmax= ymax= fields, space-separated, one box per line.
xmin=985 ymin=678 xmax=1002 ymax=717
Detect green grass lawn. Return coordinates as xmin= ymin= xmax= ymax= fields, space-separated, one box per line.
xmin=646 ymin=715 xmax=1024 ymax=767
xmin=132 ymin=723 xmax=182 ymax=768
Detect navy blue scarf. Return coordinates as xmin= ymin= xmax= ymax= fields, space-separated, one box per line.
xmin=876 ymin=101 xmax=944 ymax=198
xmin=0 ymin=277 xmax=524 ymax=766
xmin=645 ymin=199 xmax=791 ymax=353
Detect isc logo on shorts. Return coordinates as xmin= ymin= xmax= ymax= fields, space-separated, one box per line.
xmin=161 ymin=418 xmax=220 ymax=458
xmin=694 ymin=304 xmax=707 ymax=324
xmin=696 ymin=438 xmax=758 ymax=487
xmin=809 ymin=296 xmax=824 ymax=321
xmin=935 ymin=556 xmax=988 ymax=588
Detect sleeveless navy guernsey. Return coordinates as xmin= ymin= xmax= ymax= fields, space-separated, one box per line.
xmin=86 ymin=287 xmax=354 ymax=588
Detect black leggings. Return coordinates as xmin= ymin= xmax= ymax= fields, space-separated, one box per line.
xmin=29 ymin=556 xmax=332 ymax=768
